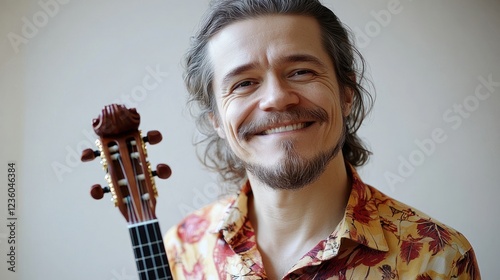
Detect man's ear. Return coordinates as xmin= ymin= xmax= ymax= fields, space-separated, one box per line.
xmin=342 ymin=87 xmax=355 ymax=117
xmin=209 ymin=112 xmax=226 ymax=139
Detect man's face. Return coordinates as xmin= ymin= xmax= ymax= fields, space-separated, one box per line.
xmin=208 ymin=15 xmax=352 ymax=188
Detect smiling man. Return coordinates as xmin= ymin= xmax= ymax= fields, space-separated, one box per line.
xmin=164 ymin=0 xmax=480 ymax=279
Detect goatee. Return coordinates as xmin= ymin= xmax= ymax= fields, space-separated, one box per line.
xmin=243 ymin=133 xmax=345 ymax=190
xmin=238 ymin=106 xmax=346 ymax=190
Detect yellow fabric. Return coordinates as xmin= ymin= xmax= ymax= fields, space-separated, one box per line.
xmin=164 ymin=166 xmax=480 ymax=279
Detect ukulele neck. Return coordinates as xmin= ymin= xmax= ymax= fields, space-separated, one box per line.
xmin=129 ymin=219 xmax=172 ymax=280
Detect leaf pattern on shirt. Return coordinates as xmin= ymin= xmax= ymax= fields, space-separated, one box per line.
xmin=416 ymin=274 xmax=432 ymax=280
xmin=177 ymin=213 xmax=209 ymax=243
xmin=350 ymin=197 xmax=373 ymax=224
xmin=378 ymin=264 xmax=397 ymax=280
xmin=380 ymin=216 xmax=398 ymax=234
xmin=400 ymin=235 xmax=424 ymax=264
xmin=390 ymin=206 xmax=416 ymax=222
xmin=231 ymin=221 xmax=256 ymax=254
xmin=345 ymin=244 xmax=388 ymax=269
xmin=303 ymin=240 xmax=324 ymax=263
xmin=455 ymin=249 xmax=480 ymax=279
xmin=164 ymin=165 xmax=481 ymax=279
xmin=416 ymin=218 xmax=452 ymax=255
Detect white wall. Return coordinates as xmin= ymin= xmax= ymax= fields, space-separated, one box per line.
xmin=0 ymin=0 xmax=498 ymax=279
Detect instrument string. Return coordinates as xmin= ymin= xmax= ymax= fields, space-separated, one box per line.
xmin=130 ymin=141 xmax=159 ymax=279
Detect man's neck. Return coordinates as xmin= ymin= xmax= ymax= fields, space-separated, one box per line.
xmin=247 ymin=155 xmax=351 ymax=279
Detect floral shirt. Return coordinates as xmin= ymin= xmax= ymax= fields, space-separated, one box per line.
xmin=164 ymin=166 xmax=480 ymax=279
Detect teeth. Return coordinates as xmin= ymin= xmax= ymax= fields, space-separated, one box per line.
xmin=263 ymin=123 xmax=306 ymax=135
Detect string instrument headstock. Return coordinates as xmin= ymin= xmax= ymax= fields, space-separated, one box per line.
xmin=81 ymin=104 xmax=171 ymax=224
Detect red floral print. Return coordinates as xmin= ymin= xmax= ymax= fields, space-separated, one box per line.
xmin=164 ymin=165 xmax=480 ymax=279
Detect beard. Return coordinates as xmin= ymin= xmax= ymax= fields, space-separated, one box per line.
xmin=236 ymin=107 xmax=346 ymax=190
xmin=243 ymin=132 xmax=345 ymax=190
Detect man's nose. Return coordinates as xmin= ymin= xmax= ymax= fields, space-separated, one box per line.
xmin=258 ymin=78 xmax=299 ymax=111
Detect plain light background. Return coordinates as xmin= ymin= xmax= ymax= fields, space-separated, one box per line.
xmin=1 ymin=0 xmax=499 ymax=279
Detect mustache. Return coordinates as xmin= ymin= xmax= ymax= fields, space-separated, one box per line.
xmin=238 ymin=107 xmax=329 ymax=140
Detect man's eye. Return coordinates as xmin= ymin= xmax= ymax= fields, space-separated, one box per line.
xmin=292 ymin=69 xmax=313 ymax=76
xmin=236 ymin=81 xmax=253 ymax=88
xmin=288 ymin=69 xmax=316 ymax=81
xmin=230 ymin=80 xmax=258 ymax=94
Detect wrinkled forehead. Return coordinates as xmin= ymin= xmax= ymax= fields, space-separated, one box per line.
xmin=207 ymin=14 xmax=332 ymax=85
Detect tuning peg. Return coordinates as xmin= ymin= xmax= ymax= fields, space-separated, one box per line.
xmin=90 ymin=184 xmax=110 ymax=200
xmin=152 ymin=163 xmax=171 ymax=179
xmin=81 ymin=149 xmax=100 ymax=162
xmin=143 ymin=130 xmax=162 ymax=145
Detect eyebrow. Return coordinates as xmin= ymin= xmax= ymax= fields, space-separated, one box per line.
xmin=220 ymin=54 xmax=329 ymax=88
xmin=276 ymin=54 xmax=329 ymax=71
xmin=221 ymin=63 xmax=259 ymax=89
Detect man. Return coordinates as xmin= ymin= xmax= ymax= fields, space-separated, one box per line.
xmin=165 ymin=0 xmax=480 ymax=279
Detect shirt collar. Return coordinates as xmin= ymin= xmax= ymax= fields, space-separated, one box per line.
xmin=337 ymin=165 xmax=389 ymax=252
xmin=212 ymin=181 xmax=252 ymax=244
xmin=214 ymin=164 xmax=389 ymax=254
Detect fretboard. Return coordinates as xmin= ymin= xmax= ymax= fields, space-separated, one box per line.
xmin=129 ymin=220 xmax=173 ymax=280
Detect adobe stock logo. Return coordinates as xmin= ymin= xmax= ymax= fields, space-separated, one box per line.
xmin=353 ymin=0 xmax=414 ymax=49
xmin=7 ymin=0 xmax=70 ymax=54
xmin=384 ymin=74 xmax=499 ymax=191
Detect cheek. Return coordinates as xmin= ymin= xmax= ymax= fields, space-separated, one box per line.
xmin=299 ymin=82 xmax=343 ymax=116
xmin=221 ymin=104 xmax=238 ymax=135
xmin=219 ymin=98 xmax=250 ymax=143
xmin=222 ymin=92 xmax=259 ymax=129
xmin=302 ymin=83 xmax=345 ymax=137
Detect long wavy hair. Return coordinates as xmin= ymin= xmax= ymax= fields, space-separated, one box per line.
xmin=184 ymin=0 xmax=374 ymax=185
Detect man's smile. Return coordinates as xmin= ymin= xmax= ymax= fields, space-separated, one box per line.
xmin=237 ymin=107 xmax=329 ymax=141
xmin=259 ymin=122 xmax=313 ymax=135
